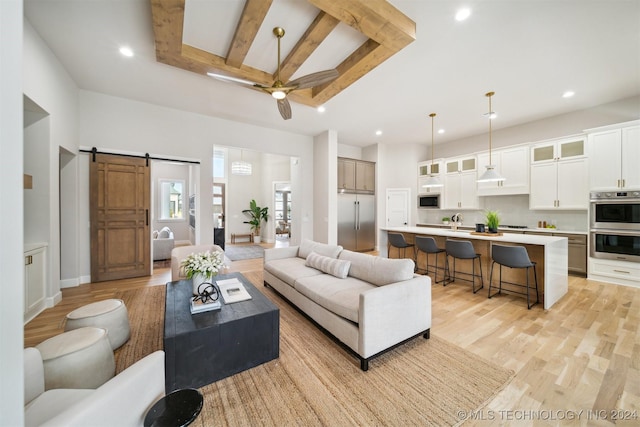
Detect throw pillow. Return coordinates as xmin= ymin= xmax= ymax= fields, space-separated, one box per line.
xmin=158 ymin=227 xmax=171 ymax=238
xmin=298 ymin=239 xmax=343 ymax=259
xmin=152 ymin=230 xmax=159 ymax=239
xmin=305 ymin=251 xmax=351 ymax=279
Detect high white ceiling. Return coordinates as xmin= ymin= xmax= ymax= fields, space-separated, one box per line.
xmin=24 ymin=0 xmax=640 ymax=148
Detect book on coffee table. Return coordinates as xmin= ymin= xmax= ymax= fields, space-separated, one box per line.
xmin=217 ymin=278 xmax=252 ymax=304
xmin=190 ymin=298 xmax=221 ymax=314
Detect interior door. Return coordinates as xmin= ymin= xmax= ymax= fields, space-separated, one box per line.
xmin=386 ymin=188 xmax=410 ymax=227
xmin=90 ymin=153 xmax=150 ymax=282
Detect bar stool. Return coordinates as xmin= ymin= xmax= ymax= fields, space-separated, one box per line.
xmin=414 ymin=236 xmax=446 ymax=283
xmin=387 ymin=233 xmax=415 ymax=262
xmin=444 ymin=239 xmax=484 ymax=293
xmin=488 ymin=244 xmax=539 ymax=309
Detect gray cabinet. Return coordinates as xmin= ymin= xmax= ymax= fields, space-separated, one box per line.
xmin=338 ymin=157 xmax=375 ymax=193
xmin=524 ymin=231 xmax=586 ymax=275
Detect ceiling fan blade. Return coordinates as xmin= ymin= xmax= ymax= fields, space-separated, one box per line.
xmin=277 ymin=98 xmax=292 ymax=120
xmin=206 ymin=72 xmax=259 ymax=87
xmin=287 ymin=69 xmax=339 ymax=90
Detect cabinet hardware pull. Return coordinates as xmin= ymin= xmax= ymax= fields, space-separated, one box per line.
xmin=613 ymin=269 xmax=630 ymax=274
xmin=25 ymin=255 xmax=33 ymax=265
xmin=622 ymin=179 xmax=625 ymax=187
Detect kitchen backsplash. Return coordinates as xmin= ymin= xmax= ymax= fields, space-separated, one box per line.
xmin=418 ymin=195 xmax=588 ymax=231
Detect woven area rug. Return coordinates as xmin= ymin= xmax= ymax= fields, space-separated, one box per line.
xmin=115 ymin=284 xmax=514 ymax=426
xmin=224 ymin=244 xmax=265 ymax=261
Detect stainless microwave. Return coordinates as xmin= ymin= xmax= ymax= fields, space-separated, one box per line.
xmin=418 ymin=194 xmax=440 ymax=209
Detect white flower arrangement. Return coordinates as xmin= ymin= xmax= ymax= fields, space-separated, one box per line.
xmin=181 ymin=250 xmax=225 ymax=279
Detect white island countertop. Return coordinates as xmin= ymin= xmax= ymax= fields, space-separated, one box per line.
xmin=382 ymin=226 xmax=568 ymax=310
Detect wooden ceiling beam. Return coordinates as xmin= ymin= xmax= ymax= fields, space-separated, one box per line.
xmin=182 ymin=44 xmax=273 ymax=85
xmin=225 ymin=0 xmax=273 ymax=68
xmin=308 ymin=0 xmax=415 ymax=50
xmin=150 ymin=0 xmax=185 ymax=60
xmin=278 ymin=11 xmax=339 ymax=83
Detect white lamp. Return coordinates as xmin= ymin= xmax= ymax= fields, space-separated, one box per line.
xmin=231 ymin=150 xmax=252 ymax=175
xmin=422 ymin=113 xmax=443 ymax=188
xmin=477 ymin=91 xmax=505 ymax=183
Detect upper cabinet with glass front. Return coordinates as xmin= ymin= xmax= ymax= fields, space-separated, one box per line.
xmin=417 ymin=160 xmax=443 ymax=193
xmin=531 ymin=137 xmax=586 ymax=163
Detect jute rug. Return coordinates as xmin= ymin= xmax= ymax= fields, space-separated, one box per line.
xmin=224 ymin=244 xmax=265 ymax=261
xmin=115 ymin=284 xmax=514 ymax=426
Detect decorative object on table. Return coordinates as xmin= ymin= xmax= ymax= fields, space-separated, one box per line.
xmin=143 ymin=388 xmax=203 ymax=427
xmin=485 ymin=209 xmax=501 ymax=233
xmin=242 ymin=199 xmax=269 ymax=243
xmin=217 ymin=278 xmax=252 ymax=304
xmin=422 ymin=113 xmax=443 ymax=188
xmin=477 ymin=91 xmax=505 ymax=183
xmin=190 ymin=282 xmax=222 ymax=314
xmin=450 ymin=213 xmax=462 ymax=231
xmin=442 ymin=217 xmax=450 ymax=225
xmin=475 ymin=223 xmax=486 ymax=233
xmin=180 ymin=250 xmax=226 ymax=295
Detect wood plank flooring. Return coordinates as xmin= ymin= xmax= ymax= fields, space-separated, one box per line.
xmin=24 ymin=244 xmax=640 ymax=425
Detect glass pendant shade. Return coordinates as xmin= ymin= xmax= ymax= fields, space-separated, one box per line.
xmin=422 ymin=174 xmax=443 ymax=188
xmin=477 ymin=91 xmax=505 ymax=183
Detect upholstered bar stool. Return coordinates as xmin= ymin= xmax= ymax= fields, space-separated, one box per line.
xmin=387 ymin=233 xmax=415 ymax=263
xmin=444 ymin=239 xmax=484 ymax=293
xmin=414 ymin=236 xmax=446 ymax=283
xmin=488 ymin=244 xmax=539 ymax=309
xmin=36 ymin=327 xmax=115 ymax=390
xmin=65 ymin=299 xmax=130 ymax=350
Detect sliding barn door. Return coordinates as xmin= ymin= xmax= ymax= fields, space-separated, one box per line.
xmin=90 ymin=153 xmax=150 ymax=282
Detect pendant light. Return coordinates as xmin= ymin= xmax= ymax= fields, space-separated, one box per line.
xmin=231 ymin=149 xmax=252 ymax=175
xmin=477 ymin=91 xmax=505 ymax=183
xmin=422 ymin=112 xmax=443 ymax=188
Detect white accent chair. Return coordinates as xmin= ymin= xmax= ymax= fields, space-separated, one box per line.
xmin=153 ymin=227 xmax=175 ymax=261
xmin=24 ymin=348 xmax=165 ymax=427
xmin=170 ymin=244 xmax=224 ymax=281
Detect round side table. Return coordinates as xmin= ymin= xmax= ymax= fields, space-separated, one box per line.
xmin=144 ymin=388 xmax=203 ymax=427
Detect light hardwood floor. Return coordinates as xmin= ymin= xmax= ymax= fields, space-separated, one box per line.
xmin=24 ymin=244 xmax=640 ymax=425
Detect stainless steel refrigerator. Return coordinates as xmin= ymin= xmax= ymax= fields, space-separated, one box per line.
xmin=338 ymin=192 xmax=375 ymax=252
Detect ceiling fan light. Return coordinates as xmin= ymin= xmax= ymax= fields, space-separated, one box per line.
xmin=231 ymin=161 xmax=252 ymax=176
xmin=272 ymin=90 xmax=286 ymax=100
xmin=477 ymin=165 xmax=505 ymax=182
xmin=422 ymin=175 xmax=443 ymax=188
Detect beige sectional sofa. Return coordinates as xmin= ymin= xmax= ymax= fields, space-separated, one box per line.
xmin=264 ymin=240 xmax=431 ymax=370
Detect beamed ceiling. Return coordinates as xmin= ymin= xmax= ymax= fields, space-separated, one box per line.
xmin=150 ymin=0 xmax=416 ymax=108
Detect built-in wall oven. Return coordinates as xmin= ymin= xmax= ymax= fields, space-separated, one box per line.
xmin=590 ymin=190 xmax=640 ymax=262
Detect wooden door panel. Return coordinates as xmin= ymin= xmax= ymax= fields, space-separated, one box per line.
xmin=90 ymin=154 xmax=150 ymax=282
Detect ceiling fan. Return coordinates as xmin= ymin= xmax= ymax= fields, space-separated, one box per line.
xmin=208 ymin=27 xmax=339 ymax=120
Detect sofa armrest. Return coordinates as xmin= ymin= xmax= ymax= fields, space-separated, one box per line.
xmin=24 ymin=347 xmax=45 ymax=405
xmin=264 ymin=246 xmax=299 ymax=263
xmin=358 ymin=276 xmax=431 ymax=358
xmin=40 ymin=351 xmax=166 ymax=427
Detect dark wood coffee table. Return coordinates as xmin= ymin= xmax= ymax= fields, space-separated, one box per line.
xmin=164 ymin=272 xmax=279 ymax=392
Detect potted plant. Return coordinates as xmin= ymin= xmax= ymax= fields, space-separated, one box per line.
xmin=243 ymin=199 xmax=269 ymax=243
xmin=442 ymin=216 xmax=450 ymax=225
xmin=485 ymin=210 xmax=501 ymax=233
xmin=181 ymin=250 xmax=225 ymax=295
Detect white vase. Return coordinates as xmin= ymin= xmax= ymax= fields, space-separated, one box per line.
xmin=253 ymin=235 xmax=261 ymax=244
xmin=192 ymin=273 xmax=214 ymax=296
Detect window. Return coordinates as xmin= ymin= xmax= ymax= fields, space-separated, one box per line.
xmin=159 ymin=180 xmax=184 ymax=220
xmin=274 ymin=190 xmax=291 ymax=222
xmin=213 ymin=148 xmax=226 ymax=178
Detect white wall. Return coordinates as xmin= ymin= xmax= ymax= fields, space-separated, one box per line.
xmin=313 ymin=131 xmax=337 ymax=244
xmin=77 ymin=90 xmax=316 ymax=278
xmin=1 ymin=1 xmax=24 ymax=423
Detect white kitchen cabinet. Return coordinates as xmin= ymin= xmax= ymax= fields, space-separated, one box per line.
xmin=530 ymin=137 xmax=588 ymax=210
xmin=24 ymin=243 xmax=47 ymax=323
xmin=417 ymin=160 xmax=443 ymax=194
xmin=588 ymin=123 xmax=640 ymax=191
xmin=443 ymin=156 xmax=479 ymax=209
xmin=477 ymin=145 xmax=529 ymax=196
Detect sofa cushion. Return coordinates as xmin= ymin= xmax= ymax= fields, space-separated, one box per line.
xmin=305 ymin=252 xmax=351 ymax=279
xmin=152 ymin=229 xmax=159 ymax=239
xmin=298 ymin=239 xmax=343 ymax=259
xmin=25 ymin=389 xmax=94 ymax=427
xmin=338 ymin=250 xmax=415 ymax=286
xmin=295 ymin=275 xmax=375 ymax=323
xmin=158 ymin=226 xmax=172 ymax=238
xmin=264 ymin=257 xmax=323 ymax=287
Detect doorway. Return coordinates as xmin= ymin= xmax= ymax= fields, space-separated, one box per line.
xmin=386 ymin=188 xmax=411 ymax=227
xmin=274 ymin=182 xmax=291 ymax=246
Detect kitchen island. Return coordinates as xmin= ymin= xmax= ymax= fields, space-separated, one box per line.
xmin=382 ymin=226 xmax=568 ymax=309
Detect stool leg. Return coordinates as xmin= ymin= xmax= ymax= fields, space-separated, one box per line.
xmin=526 ymin=266 xmax=531 ymax=309
xmin=488 ymin=261 xmax=495 ymax=298
xmin=533 ymin=265 xmax=540 ymax=304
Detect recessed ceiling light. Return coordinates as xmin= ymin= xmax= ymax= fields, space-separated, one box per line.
xmin=119 ymin=46 xmax=134 ymax=57
xmin=438 ymin=129 xmax=445 ymax=134
xmin=455 ymin=8 xmax=471 ymax=21
xmin=375 ymin=130 xmax=383 ymax=136
xmin=317 ymin=106 xmax=326 ymax=113
xmin=562 ymin=90 xmax=575 ymax=98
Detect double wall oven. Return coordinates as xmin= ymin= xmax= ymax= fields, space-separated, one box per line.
xmin=590 ymin=190 xmax=640 ymax=262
